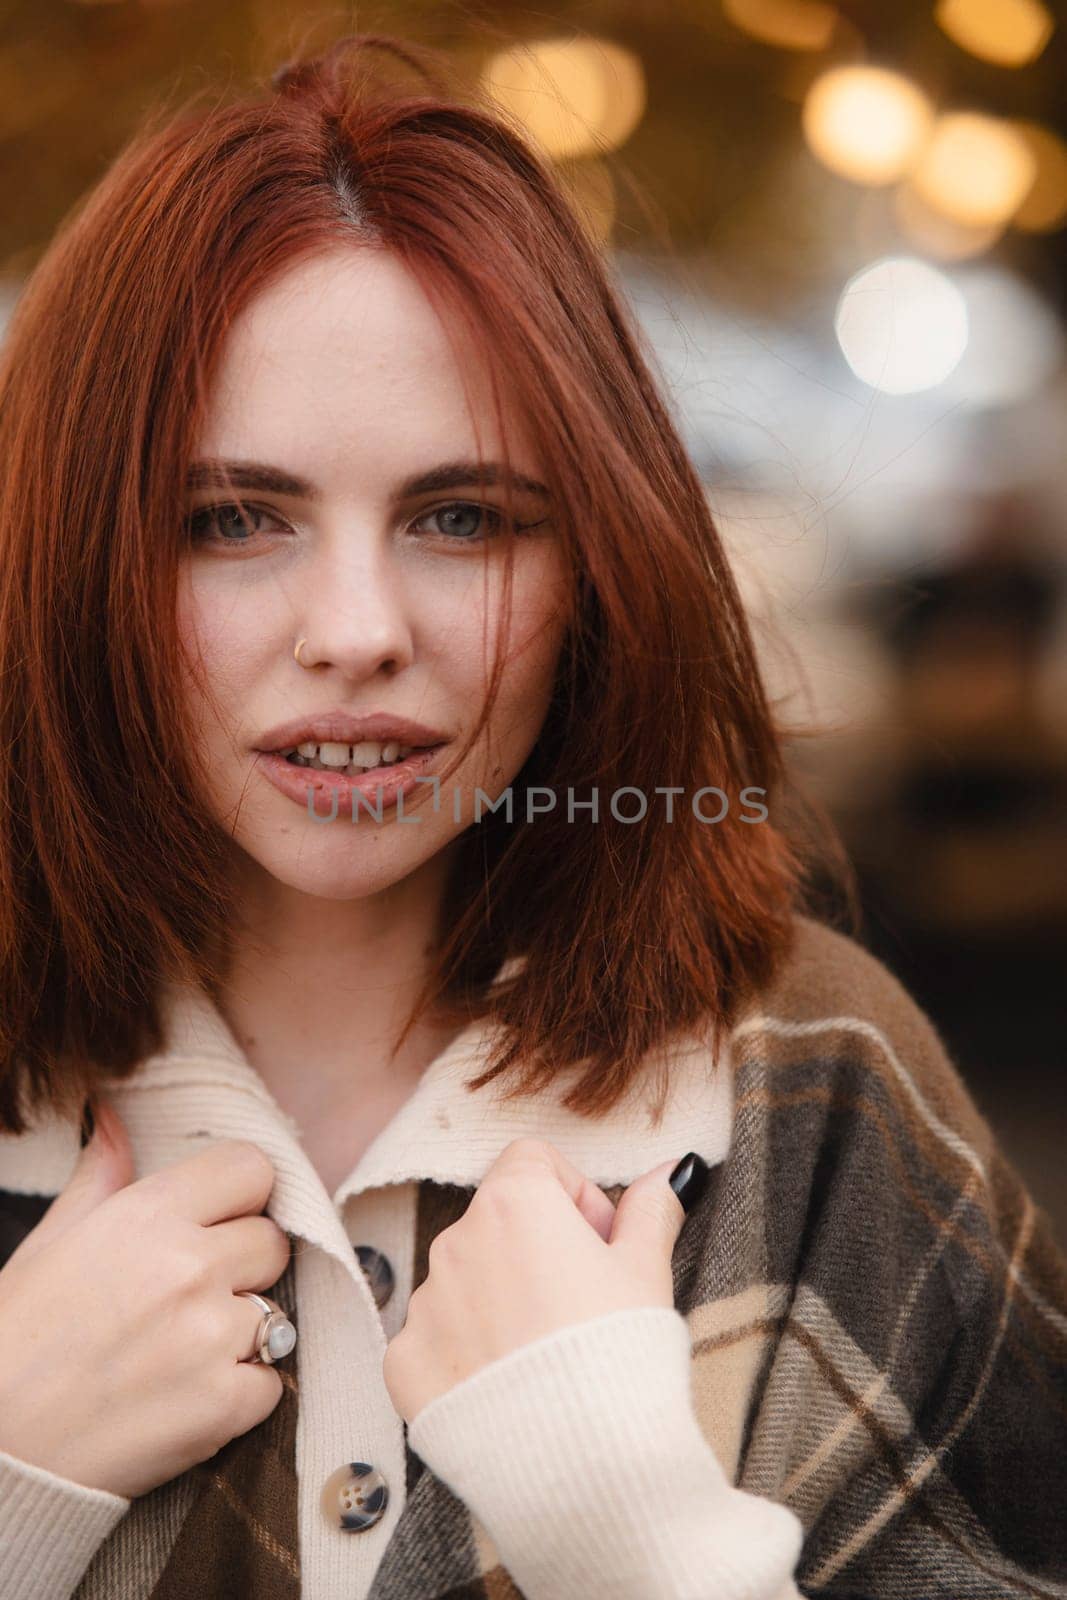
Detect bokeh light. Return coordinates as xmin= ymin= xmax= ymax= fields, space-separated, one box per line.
xmin=909 ymin=113 xmax=1037 ymax=228
xmin=1011 ymin=122 xmax=1067 ymax=234
xmin=723 ymin=0 xmax=839 ymax=53
xmin=803 ymin=66 xmax=934 ymax=186
xmin=481 ymin=37 xmax=646 ymax=162
xmin=835 ymin=256 xmax=969 ymax=393
xmin=934 ymin=0 xmax=1054 ymax=68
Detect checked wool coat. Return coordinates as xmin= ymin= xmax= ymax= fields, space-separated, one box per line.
xmin=0 ymin=914 xmax=1065 ymax=1597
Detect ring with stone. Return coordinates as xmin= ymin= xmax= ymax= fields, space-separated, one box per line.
xmin=235 ymin=1291 xmax=297 ymax=1365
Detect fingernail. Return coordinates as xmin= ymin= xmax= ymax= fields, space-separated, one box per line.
xmin=669 ymin=1151 xmax=709 ymax=1214
xmin=78 ymin=1097 xmax=96 ymax=1149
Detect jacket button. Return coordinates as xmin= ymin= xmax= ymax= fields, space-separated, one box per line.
xmin=353 ymin=1244 xmax=395 ymax=1309
xmin=321 ymin=1461 xmax=389 ymax=1532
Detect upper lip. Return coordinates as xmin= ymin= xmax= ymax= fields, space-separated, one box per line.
xmin=255 ymin=712 xmax=449 ymax=752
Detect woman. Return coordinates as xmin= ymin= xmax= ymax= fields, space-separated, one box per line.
xmin=0 ymin=33 xmax=1063 ymax=1600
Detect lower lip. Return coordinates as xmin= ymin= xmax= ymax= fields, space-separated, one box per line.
xmin=254 ymin=746 xmax=447 ymax=813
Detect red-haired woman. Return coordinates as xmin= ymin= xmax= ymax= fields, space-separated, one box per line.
xmin=0 ymin=35 xmax=1063 ymax=1600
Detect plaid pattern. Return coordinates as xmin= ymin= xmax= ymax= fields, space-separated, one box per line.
xmin=2 ymin=916 xmax=1065 ymax=1596
xmin=68 ymin=1247 xmax=301 ymax=1600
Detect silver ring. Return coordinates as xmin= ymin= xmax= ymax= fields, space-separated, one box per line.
xmin=235 ymin=1291 xmax=297 ymax=1365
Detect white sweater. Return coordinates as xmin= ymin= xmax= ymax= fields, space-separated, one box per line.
xmin=0 ymin=976 xmax=804 ymax=1599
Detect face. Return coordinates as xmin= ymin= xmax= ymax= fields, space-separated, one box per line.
xmin=176 ymin=245 xmax=569 ymax=914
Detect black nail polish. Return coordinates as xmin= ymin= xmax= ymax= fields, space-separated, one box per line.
xmin=669 ymin=1151 xmax=709 ymax=1214
xmin=78 ymin=1098 xmax=95 ymax=1149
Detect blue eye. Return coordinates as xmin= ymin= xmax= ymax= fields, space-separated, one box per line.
xmin=184 ymin=498 xmax=550 ymax=550
xmin=416 ymin=502 xmax=503 ymax=541
xmin=185 ymin=502 xmax=282 ymax=544
xmin=415 ymin=502 xmax=552 ymax=542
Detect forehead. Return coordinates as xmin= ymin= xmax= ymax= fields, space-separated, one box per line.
xmin=195 ymin=245 xmax=527 ymax=476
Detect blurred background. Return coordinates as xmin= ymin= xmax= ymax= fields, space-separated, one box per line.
xmin=1 ymin=0 xmax=1064 ymax=1242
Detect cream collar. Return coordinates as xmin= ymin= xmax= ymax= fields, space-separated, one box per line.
xmin=0 ymin=973 xmax=733 ymax=1262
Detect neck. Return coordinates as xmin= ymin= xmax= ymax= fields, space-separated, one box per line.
xmin=212 ymin=846 xmax=465 ymax=1118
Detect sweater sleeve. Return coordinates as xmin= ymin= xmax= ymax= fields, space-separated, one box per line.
xmin=406 ymin=1303 xmax=805 ymax=1600
xmin=0 ymin=1445 xmax=130 ymax=1599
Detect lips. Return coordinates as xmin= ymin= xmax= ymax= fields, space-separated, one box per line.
xmin=256 ymin=744 xmax=444 ymax=814
xmin=256 ymin=710 xmax=448 ymax=753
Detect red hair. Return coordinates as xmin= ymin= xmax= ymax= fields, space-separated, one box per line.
xmin=0 ymin=34 xmax=852 ymax=1135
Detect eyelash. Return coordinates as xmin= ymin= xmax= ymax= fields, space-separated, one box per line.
xmin=184 ymin=499 xmax=548 ymax=549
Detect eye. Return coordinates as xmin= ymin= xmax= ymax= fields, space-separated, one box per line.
xmin=411 ymin=501 xmax=510 ymax=542
xmin=183 ymin=497 xmax=551 ymax=549
xmin=185 ymin=501 xmax=289 ymax=546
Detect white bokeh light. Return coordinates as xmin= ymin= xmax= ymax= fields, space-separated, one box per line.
xmin=834 ymin=256 xmax=970 ymax=394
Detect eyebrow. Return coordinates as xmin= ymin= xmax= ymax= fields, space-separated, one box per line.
xmin=185 ymin=458 xmax=551 ymax=501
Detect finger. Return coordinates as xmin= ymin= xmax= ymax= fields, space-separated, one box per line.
xmin=134 ymin=1139 xmax=277 ymax=1227
xmin=202 ymin=1214 xmax=293 ymax=1294
xmin=485 ymin=1138 xmax=617 ymax=1242
xmin=229 ymin=1291 xmax=293 ymax=1366
xmin=609 ymin=1158 xmax=689 ymax=1262
xmin=227 ymin=1358 xmax=286 ymax=1441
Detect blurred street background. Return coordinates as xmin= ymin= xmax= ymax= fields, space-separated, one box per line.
xmin=1 ymin=0 xmax=1064 ymax=1242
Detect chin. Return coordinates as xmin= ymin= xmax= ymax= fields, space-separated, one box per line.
xmin=236 ymin=834 xmax=448 ymax=901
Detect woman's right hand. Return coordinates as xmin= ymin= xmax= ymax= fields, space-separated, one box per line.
xmin=0 ymin=1094 xmax=293 ymax=1500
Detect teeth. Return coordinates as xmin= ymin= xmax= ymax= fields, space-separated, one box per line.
xmin=279 ymin=739 xmax=419 ymax=772
xmin=317 ymin=742 xmax=353 ymax=768
xmin=351 ymin=741 xmax=383 ymax=767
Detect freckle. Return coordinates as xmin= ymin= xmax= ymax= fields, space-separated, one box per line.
xmin=435 ymin=1110 xmax=451 ymax=1129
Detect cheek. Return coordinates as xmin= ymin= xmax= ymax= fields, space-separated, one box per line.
xmin=500 ymin=560 xmax=570 ymax=682
xmin=174 ymin=571 xmax=268 ymax=732
xmin=419 ymin=560 xmax=566 ymax=682
xmin=486 ymin=573 xmax=570 ymax=741
xmin=175 ymin=568 xmax=234 ymax=682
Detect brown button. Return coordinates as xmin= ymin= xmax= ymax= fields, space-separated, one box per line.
xmin=353 ymin=1244 xmax=395 ymax=1310
xmin=321 ymin=1461 xmax=389 ymax=1532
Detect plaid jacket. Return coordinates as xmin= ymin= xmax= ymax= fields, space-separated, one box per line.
xmin=1 ymin=914 xmax=1065 ymax=1597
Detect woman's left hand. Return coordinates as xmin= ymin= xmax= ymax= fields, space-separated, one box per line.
xmin=382 ymin=1137 xmax=688 ymax=1426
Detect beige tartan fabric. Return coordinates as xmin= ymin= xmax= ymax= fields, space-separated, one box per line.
xmin=3 ymin=915 xmax=1066 ymax=1596
xmin=69 ymin=1252 xmax=301 ymax=1600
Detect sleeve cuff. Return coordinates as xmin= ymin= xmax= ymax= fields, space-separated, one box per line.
xmin=407 ymin=1304 xmax=804 ymax=1599
xmin=0 ymin=1445 xmax=130 ymax=1598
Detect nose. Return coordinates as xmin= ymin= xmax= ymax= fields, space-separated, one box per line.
xmin=292 ymin=527 xmax=415 ymax=681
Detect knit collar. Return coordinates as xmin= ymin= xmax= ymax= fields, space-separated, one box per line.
xmin=0 ymin=969 xmax=733 ymax=1268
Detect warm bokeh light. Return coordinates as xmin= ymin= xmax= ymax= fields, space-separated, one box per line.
xmin=835 ymin=256 xmax=969 ymax=394
xmin=481 ymin=37 xmax=646 ymax=162
xmin=1011 ymin=122 xmax=1067 ymax=234
xmin=894 ymin=183 xmax=1004 ymax=260
xmin=802 ymin=66 xmax=934 ymax=186
xmin=722 ymin=0 xmax=839 ymax=53
xmin=934 ymin=0 xmax=1054 ymax=68
xmin=909 ymin=113 xmax=1037 ymax=228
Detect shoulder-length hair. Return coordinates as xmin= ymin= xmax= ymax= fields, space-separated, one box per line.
xmin=0 ymin=33 xmax=852 ymax=1136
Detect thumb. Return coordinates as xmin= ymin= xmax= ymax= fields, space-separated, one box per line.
xmin=11 ymin=1094 xmax=136 ymax=1267
xmin=608 ymin=1152 xmax=711 ymax=1257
